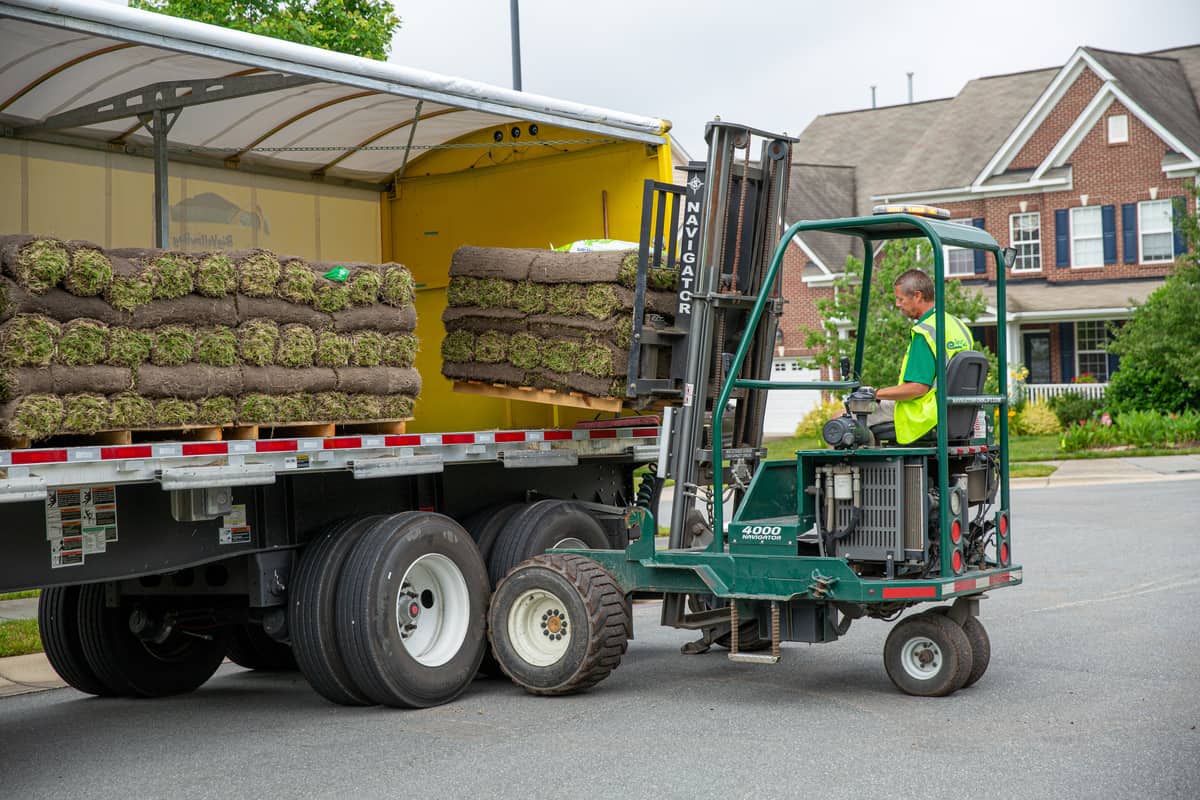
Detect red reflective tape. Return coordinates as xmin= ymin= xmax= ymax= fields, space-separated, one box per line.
xmin=990 ymin=572 xmax=1012 ymax=586
xmin=589 ymin=429 xmax=617 ymax=439
xmin=10 ymin=449 xmax=69 ymax=465
xmin=255 ymin=440 xmax=296 ymax=453
xmin=543 ymin=430 xmax=572 ymax=441
xmin=182 ymin=442 xmax=229 ymax=456
xmin=385 ymin=435 xmax=422 ymax=447
xmin=102 ymin=445 xmax=152 ymax=460
xmin=495 ymin=431 xmax=526 ymax=443
xmin=633 ymin=427 xmax=659 ymax=438
xmin=323 ymin=437 xmax=361 ymax=450
xmin=881 ymin=586 xmax=938 ymax=599
xmin=954 ymin=579 xmax=978 ymax=594
xmin=442 ymin=433 xmax=475 ymax=445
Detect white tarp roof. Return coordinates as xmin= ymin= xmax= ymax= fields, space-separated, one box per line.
xmin=0 ymin=0 xmax=669 ymax=188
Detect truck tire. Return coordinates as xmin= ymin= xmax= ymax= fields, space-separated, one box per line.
xmin=226 ymin=624 xmax=296 ymax=672
xmin=75 ymin=583 xmax=229 ymax=698
xmin=38 ymin=585 xmax=112 ymax=696
xmin=487 ymin=500 xmax=610 ymax=586
xmin=488 ymin=553 xmax=629 ymax=695
xmin=462 ymin=502 xmax=526 ymax=564
xmin=883 ymin=613 xmax=973 ymax=697
xmin=289 ymin=515 xmax=382 ymax=706
xmin=920 ymin=606 xmax=991 ymax=688
xmin=336 ymin=512 xmax=490 ymax=708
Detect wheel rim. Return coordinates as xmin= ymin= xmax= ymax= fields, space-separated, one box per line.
xmin=899 ymin=635 xmax=944 ymax=681
xmin=395 ymin=553 xmax=471 ymax=667
xmin=507 ymin=588 xmax=572 ymax=667
xmin=551 ymin=536 xmax=588 ymax=549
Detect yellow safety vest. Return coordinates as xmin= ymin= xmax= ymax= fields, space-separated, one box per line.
xmin=894 ymin=312 xmax=974 ymax=443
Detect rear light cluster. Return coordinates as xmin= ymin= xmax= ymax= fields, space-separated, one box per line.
xmin=997 ymin=512 xmax=1011 ymax=566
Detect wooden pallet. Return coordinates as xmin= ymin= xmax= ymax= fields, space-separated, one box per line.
xmin=452 ymin=381 xmax=625 ymax=413
xmin=0 ymin=419 xmax=411 ymax=450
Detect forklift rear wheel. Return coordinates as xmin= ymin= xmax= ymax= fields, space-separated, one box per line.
xmin=336 ymin=512 xmax=490 ymax=708
xmin=883 ymin=613 xmax=973 ymax=697
xmin=920 ymin=606 xmax=991 ymax=688
xmin=75 ymin=584 xmax=230 ymax=698
xmin=289 ymin=515 xmax=382 ymax=706
xmin=38 ymin=585 xmax=113 ymax=696
xmin=489 ymin=553 xmax=629 ymax=696
xmin=487 ymin=500 xmax=610 ymax=586
xmin=226 ymin=624 xmax=296 ymax=672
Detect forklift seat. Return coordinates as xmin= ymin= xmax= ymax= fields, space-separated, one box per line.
xmin=871 ymin=350 xmax=989 ymax=445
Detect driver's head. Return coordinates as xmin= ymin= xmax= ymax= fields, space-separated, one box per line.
xmin=893 ymin=269 xmax=935 ymax=320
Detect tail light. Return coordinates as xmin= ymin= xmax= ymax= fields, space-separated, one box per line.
xmin=999 ymin=513 xmax=1009 ymax=536
xmin=952 ymin=549 xmax=963 ymax=573
xmin=950 ymin=520 xmax=962 ymax=545
xmin=1000 ymin=542 xmax=1010 ymax=565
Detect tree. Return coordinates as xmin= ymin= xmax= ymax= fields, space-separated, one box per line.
xmin=802 ymin=239 xmax=990 ymax=391
xmin=1106 ymin=187 xmax=1200 ymax=412
xmin=130 ymin=0 xmax=402 ymax=61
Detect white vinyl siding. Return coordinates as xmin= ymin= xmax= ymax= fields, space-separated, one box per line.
xmin=1070 ymin=206 xmax=1103 ymax=268
xmin=1075 ymin=320 xmax=1110 ymax=382
xmin=1009 ymin=212 xmax=1041 ymax=272
xmin=1139 ymin=199 xmax=1173 ymax=263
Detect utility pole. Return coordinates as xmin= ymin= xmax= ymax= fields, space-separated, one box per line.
xmin=907 ymin=72 xmax=914 ymax=104
xmin=870 ymin=85 xmax=877 ymax=108
xmin=510 ymin=0 xmax=522 ymax=91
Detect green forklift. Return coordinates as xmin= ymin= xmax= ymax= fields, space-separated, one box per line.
xmin=486 ymin=121 xmax=1021 ymax=698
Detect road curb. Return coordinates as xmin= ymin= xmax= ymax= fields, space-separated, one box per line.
xmin=0 ymin=652 xmax=63 ymax=697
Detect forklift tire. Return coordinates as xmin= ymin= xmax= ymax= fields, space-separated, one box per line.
xmin=289 ymin=515 xmax=382 ymax=706
xmin=921 ymin=606 xmax=991 ymax=688
xmin=488 ymin=553 xmax=629 ymax=696
xmin=883 ymin=613 xmax=973 ymax=697
xmin=336 ymin=512 xmax=490 ymax=708
xmin=75 ymin=583 xmax=230 ymax=698
xmin=462 ymin=502 xmax=526 ymax=565
xmin=38 ymin=585 xmax=113 ymax=696
xmin=226 ymin=624 xmax=297 ymax=672
xmin=487 ymin=500 xmax=610 ymax=586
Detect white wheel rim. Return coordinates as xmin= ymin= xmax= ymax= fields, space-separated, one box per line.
xmin=395 ymin=553 xmax=471 ymax=667
xmin=900 ymin=636 xmax=944 ymax=681
xmin=507 ymin=588 xmax=572 ymax=667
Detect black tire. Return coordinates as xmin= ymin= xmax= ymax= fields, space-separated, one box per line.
xmin=922 ymin=606 xmax=991 ymax=688
xmin=76 ymin=584 xmax=230 ymax=698
xmin=226 ymin=624 xmax=297 ymax=672
xmin=714 ymin=619 xmax=772 ymax=653
xmin=488 ymin=553 xmax=629 ymax=696
xmin=37 ymin=585 xmax=112 ymax=696
xmin=289 ymin=515 xmax=382 ymax=706
xmin=884 ymin=613 xmax=973 ymax=697
xmin=488 ymin=500 xmax=610 ymax=586
xmin=462 ymin=502 xmax=526 ymax=565
xmin=336 ymin=512 xmax=490 ymax=708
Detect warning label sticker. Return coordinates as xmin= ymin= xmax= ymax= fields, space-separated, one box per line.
xmin=46 ymin=485 xmax=118 ymax=568
xmin=219 ymin=504 xmax=252 ymax=545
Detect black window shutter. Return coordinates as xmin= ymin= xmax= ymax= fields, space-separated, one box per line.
xmin=1101 ymin=205 xmax=1116 ymax=264
xmin=1059 ymin=322 xmax=1075 ymax=382
xmin=972 ymin=218 xmax=986 ymax=273
xmin=1121 ymin=203 xmax=1137 ymax=264
xmin=1107 ymin=351 xmax=1120 ymax=379
xmin=1055 ymin=209 xmax=1070 ymax=267
xmin=1173 ymin=196 xmax=1189 ymax=255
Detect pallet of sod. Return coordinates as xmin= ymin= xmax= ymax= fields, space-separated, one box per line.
xmin=0 ymin=235 xmax=420 ymax=443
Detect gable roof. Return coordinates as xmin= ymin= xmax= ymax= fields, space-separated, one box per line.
xmin=1085 ymin=47 xmax=1200 ymax=158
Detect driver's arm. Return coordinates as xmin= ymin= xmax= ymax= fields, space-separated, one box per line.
xmin=876 ymin=381 xmax=931 ymax=401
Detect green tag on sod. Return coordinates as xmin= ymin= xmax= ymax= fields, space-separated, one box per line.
xmin=323 ymin=266 xmax=350 ymax=282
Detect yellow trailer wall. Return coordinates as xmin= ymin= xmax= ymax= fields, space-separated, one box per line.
xmin=391 ymin=124 xmax=672 ymax=432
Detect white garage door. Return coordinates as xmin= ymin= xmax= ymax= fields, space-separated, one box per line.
xmin=762 ymin=359 xmax=822 ymax=436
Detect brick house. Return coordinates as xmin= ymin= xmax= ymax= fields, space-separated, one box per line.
xmin=780 ymin=45 xmax=1200 ymax=401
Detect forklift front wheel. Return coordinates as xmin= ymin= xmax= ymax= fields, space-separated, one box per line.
xmin=883 ymin=614 xmax=973 ymax=697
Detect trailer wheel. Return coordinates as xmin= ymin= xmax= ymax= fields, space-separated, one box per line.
xmin=75 ymin=584 xmax=229 ymax=698
xmin=488 ymin=553 xmax=629 ymax=696
xmin=37 ymin=585 xmax=113 ymax=696
xmin=884 ymin=613 xmax=973 ymax=697
xmin=289 ymin=515 xmax=382 ymax=706
xmin=226 ymin=624 xmax=296 ymax=672
xmin=488 ymin=500 xmax=610 ymax=586
xmin=921 ymin=606 xmax=991 ymax=688
xmin=336 ymin=512 xmax=490 ymax=708
xmin=463 ymin=502 xmax=526 ymax=564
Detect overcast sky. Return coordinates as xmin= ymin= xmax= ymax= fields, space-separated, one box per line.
xmin=388 ymin=0 xmax=1200 ymax=157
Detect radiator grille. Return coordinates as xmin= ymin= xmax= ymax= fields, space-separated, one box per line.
xmin=834 ymin=461 xmax=905 ymax=561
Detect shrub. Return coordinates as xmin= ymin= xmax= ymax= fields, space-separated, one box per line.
xmin=794 ymin=397 xmax=845 ymax=438
xmin=1105 ymin=364 xmax=1200 ymax=415
xmin=1048 ymin=391 xmax=1104 ymax=429
xmin=1016 ymin=401 xmax=1060 ymax=435
xmin=1115 ymin=410 xmax=1168 ymax=448
xmin=1059 ymin=419 xmax=1116 ymax=453
xmin=1169 ymin=410 xmax=1200 ymax=444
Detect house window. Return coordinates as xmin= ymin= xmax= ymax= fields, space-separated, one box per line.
xmin=1107 ymin=114 xmax=1128 ymax=144
xmin=1139 ymin=199 xmax=1174 ymax=263
xmin=1009 ymin=212 xmax=1041 ymax=272
xmin=1070 ymin=206 xmax=1103 ymax=267
xmin=1075 ymin=320 xmax=1111 ymax=381
xmin=945 ymin=220 xmax=976 ymax=276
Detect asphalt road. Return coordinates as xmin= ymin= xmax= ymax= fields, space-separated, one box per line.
xmin=1 ymin=480 xmax=1198 ymax=800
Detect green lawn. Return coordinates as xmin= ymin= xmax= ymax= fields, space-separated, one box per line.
xmin=0 ymin=619 xmax=41 ymax=658
xmin=0 ymin=590 xmax=40 ymax=602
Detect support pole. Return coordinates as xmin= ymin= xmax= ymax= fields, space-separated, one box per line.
xmin=510 ymin=0 xmax=523 ymax=91
xmin=142 ymin=108 xmax=179 ymax=249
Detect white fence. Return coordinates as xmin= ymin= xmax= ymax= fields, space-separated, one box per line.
xmin=1023 ymin=383 xmax=1107 ymax=404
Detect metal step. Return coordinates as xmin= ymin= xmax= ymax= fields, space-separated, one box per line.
xmin=728 ymin=652 xmax=780 ymax=665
